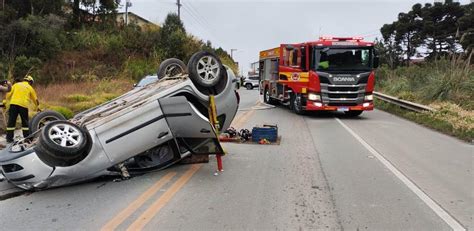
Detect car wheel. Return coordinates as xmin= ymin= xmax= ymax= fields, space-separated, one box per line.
xmin=187 ymin=51 xmax=224 ymax=88
xmin=264 ymin=88 xmax=277 ymax=105
xmin=291 ymin=93 xmax=305 ymax=115
xmin=34 ymin=142 xmax=80 ymax=167
xmin=37 ymin=121 xmax=89 ymax=162
xmin=157 ymin=58 xmax=186 ymax=79
xmin=344 ymin=110 xmax=363 ymax=117
xmin=29 ymin=110 xmax=66 ymax=134
xmin=134 ymin=144 xmax=175 ymax=169
xmin=245 ymin=83 xmax=253 ymax=90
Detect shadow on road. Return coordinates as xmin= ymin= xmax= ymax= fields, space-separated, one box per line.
xmin=303 ymin=111 xmax=370 ymax=120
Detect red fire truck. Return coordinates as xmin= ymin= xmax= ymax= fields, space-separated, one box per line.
xmin=259 ymin=37 xmax=379 ymax=116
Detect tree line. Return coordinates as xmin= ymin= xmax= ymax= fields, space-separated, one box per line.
xmin=0 ymin=0 xmax=237 ymax=82
xmin=377 ymin=0 xmax=473 ymax=67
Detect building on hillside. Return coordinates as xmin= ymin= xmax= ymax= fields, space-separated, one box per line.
xmin=116 ymin=12 xmax=158 ymax=29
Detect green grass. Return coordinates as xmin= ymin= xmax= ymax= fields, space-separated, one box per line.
xmin=375 ymin=55 xmax=473 ymax=142
xmin=376 ymin=55 xmax=473 ymax=110
xmin=64 ymin=94 xmax=91 ymax=103
xmin=375 ymin=99 xmax=473 ymax=142
xmin=48 ymin=106 xmax=74 ymax=119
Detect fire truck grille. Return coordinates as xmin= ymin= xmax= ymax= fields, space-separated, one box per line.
xmin=320 ymin=83 xmax=366 ymax=105
xmin=327 ymin=93 xmax=358 ymax=99
xmin=328 ymin=86 xmax=359 ymax=92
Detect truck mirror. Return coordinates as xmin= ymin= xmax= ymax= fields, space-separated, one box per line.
xmin=373 ymin=57 xmax=380 ymax=68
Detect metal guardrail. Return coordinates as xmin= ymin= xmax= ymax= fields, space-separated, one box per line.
xmin=374 ymin=91 xmax=436 ymax=113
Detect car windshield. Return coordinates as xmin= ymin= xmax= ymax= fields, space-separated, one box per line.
xmin=312 ymin=47 xmax=373 ymax=71
xmin=136 ymin=76 xmax=158 ymax=87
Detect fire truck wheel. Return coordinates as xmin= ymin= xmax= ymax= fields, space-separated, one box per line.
xmin=157 ymin=58 xmax=186 ymax=79
xmin=264 ymin=88 xmax=277 ymax=105
xmin=187 ymin=51 xmax=223 ymax=88
xmin=344 ymin=110 xmax=363 ymax=117
xmin=291 ymin=94 xmax=305 ymax=115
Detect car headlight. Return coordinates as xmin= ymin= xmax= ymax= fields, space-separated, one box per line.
xmin=308 ymin=93 xmax=321 ymax=101
xmin=364 ymin=94 xmax=374 ymax=101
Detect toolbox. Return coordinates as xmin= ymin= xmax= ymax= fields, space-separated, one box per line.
xmin=252 ymin=124 xmax=278 ymax=142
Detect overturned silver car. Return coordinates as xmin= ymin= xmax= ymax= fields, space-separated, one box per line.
xmin=0 ymin=51 xmax=239 ymax=190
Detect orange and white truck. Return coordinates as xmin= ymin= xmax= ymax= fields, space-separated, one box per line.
xmin=259 ymin=37 xmax=379 ymax=116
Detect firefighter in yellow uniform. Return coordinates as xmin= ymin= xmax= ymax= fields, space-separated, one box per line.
xmin=6 ymin=76 xmax=39 ymax=143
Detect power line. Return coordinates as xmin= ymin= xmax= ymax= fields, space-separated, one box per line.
xmin=181 ymin=4 xmax=224 ymax=47
xmin=183 ymin=4 xmax=213 ymax=36
xmin=181 ymin=7 xmax=214 ymax=40
xmin=187 ymin=1 xmax=212 ymax=28
xmin=186 ymin=2 xmax=227 ymax=48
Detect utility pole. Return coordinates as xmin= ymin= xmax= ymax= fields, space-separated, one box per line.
xmin=176 ymin=0 xmax=182 ymax=19
xmin=125 ymin=0 xmax=132 ymax=25
xmin=230 ymin=49 xmax=237 ymax=59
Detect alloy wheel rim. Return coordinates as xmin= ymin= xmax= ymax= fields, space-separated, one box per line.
xmin=164 ymin=64 xmax=183 ymax=77
xmin=38 ymin=116 xmax=58 ymax=130
xmin=48 ymin=124 xmax=82 ymax=148
xmin=196 ymin=56 xmax=220 ymax=84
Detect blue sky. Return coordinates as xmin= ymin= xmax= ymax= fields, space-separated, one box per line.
xmin=119 ymin=0 xmax=471 ymax=75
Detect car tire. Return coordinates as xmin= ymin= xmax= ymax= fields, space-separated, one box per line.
xmin=34 ymin=142 xmax=72 ymax=167
xmin=344 ymin=110 xmax=363 ymax=117
xmin=187 ymin=51 xmax=224 ymax=88
xmin=29 ymin=110 xmax=66 ymax=134
xmin=245 ymin=83 xmax=253 ymax=90
xmin=157 ymin=58 xmax=187 ymax=79
xmin=264 ymin=88 xmax=277 ymax=105
xmin=37 ymin=121 xmax=89 ymax=162
xmin=290 ymin=93 xmax=305 ymax=115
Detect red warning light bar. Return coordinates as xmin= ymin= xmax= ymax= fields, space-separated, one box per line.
xmin=319 ymin=36 xmax=364 ymax=41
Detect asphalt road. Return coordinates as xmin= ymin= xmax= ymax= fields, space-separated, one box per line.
xmin=0 ymin=89 xmax=472 ymax=230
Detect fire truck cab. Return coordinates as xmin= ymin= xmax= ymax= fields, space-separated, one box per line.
xmin=259 ymin=37 xmax=379 ymax=116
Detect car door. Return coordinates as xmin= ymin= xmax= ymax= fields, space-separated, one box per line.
xmin=158 ymin=96 xmax=224 ymax=156
xmin=94 ymin=99 xmax=174 ymax=163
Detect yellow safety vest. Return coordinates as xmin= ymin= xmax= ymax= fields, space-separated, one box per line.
xmin=7 ymin=81 xmax=38 ymax=108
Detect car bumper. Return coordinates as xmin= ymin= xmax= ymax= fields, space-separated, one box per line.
xmin=305 ymin=101 xmax=374 ymax=111
xmin=0 ymin=148 xmax=54 ymax=190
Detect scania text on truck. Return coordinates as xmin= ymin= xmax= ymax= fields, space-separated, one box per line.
xmin=259 ymin=37 xmax=379 ymax=116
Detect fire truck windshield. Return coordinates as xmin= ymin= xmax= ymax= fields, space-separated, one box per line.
xmin=312 ymin=47 xmax=374 ymax=72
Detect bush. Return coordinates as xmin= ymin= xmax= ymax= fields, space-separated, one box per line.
xmin=0 ymin=15 xmax=66 ymax=60
xmin=121 ymin=58 xmax=159 ymax=81
xmin=70 ymin=101 xmax=97 ymax=113
xmin=376 ymin=55 xmax=474 ymax=110
xmin=13 ymin=55 xmax=42 ymax=80
xmin=48 ymin=105 xmax=74 ymax=119
xmin=64 ymin=94 xmax=91 ymax=103
xmin=2 ymin=12 xmax=238 ymax=85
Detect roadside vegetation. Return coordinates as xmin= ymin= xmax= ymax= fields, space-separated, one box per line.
xmin=0 ymin=1 xmax=238 ymax=121
xmin=375 ymin=1 xmax=473 ymax=141
xmin=35 ymin=79 xmax=133 ymax=119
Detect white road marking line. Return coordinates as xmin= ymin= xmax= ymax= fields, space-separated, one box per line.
xmin=335 ymin=118 xmax=465 ymax=231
